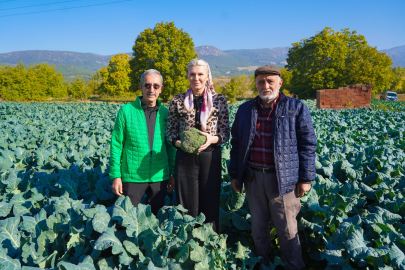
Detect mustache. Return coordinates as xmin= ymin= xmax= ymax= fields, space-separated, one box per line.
xmin=146 ymin=92 xmax=156 ymax=96
xmin=262 ymin=89 xmax=273 ymax=93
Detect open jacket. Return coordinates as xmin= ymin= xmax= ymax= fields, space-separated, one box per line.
xmin=229 ymin=92 xmax=317 ymax=196
xmin=166 ymin=92 xmax=230 ymax=145
xmin=109 ymin=97 xmax=176 ymax=183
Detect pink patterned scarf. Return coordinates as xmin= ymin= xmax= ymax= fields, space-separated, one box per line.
xmin=184 ymin=59 xmax=215 ymax=131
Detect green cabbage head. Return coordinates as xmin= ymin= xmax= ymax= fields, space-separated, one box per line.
xmin=180 ymin=128 xmax=206 ymax=154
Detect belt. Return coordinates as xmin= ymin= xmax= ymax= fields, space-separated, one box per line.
xmin=249 ymin=165 xmax=276 ymax=173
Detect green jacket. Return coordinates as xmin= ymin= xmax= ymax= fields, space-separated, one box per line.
xmin=109 ymin=97 xmax=176 ymax=183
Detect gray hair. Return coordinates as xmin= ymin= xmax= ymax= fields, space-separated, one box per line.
xmin=140 ymin=69 xmax=163 ymax=85
xmin=187 ymin=58 xmax=209 ymax=74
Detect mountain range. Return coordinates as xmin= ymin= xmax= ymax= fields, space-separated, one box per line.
xmin=0 ymin=45 xmax=404 ymax=82
xmin=381 ymin=45 xmax=405 ymax=69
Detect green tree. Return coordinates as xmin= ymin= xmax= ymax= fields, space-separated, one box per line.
xmin=390 ymin=66 xmax=405 ymax=93
xmin=33 ymin=63 xmax=66 ymax=98
xmin=129 ymin=21 xmax=198 ymax=101
xmin=0 ymin=62 xmax=66 ymax=101
xmin=219 ymin=74 xmax=253 ymax=103
xmin=286 ymin=27 xmax=395 ymax=98
xmin=99 ymin=53 xmax=132 ymax=96
xmin=68 ymin=78 xmax=91 ymax=101
xmin=280 ymin=68 xmax=292 ymax=92
xmin=249 ymin=75 xmax=257 ymax=94
xmin=88 ymin=71 xmax=103 ymax=95
xmin=0 ymin=63 xmax=30 ymax=101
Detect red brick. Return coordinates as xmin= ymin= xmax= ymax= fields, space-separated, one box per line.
xmin=316 ymin=84 xmax=372 ymax=110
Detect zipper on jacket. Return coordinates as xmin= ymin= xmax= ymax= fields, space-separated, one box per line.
xmin=148 ymin=105 xmax=160 ymax=182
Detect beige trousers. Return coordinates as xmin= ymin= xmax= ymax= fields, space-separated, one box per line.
xmin=244 ymin=171 xmax=305 ymax=270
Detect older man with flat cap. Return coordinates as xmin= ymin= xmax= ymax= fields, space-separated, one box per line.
xmin=229 ymin=65 xmax=317 ymax=269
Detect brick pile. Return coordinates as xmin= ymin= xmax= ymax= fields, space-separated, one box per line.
xmin=316 ymin=83 xmax=372 ymax=109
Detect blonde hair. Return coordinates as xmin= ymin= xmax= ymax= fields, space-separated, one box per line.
xmin=187 ymin=58 xmax=209 ymax=75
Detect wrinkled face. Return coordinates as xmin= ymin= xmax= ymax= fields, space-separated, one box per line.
xmin=187 ymin=65 xmax=209 ymax=92
xmin=139 ymin=74 xmax=163 ymax=104
xmin=256 ymin=74 xmax=282 ymax=102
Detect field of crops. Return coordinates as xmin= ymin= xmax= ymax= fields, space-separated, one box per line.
xmin=0 ymin=99 xmax=405 ymax=269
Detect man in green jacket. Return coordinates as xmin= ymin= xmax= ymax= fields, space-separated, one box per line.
xmin=110 ymin=69 xmax=176 ymax=214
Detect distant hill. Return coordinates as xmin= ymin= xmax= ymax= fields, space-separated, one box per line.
xmin=0 ymin=45 xmax=404 ymax=81
xmin=0 ymin=62 xmax=96 ymax=83
xmin=196 ymin=45 xmax=228 ymax=56
xmin=381 ymin=45 xmax=405 ymax=67
xmin=52 ymin=64 xmax=98 ymax=83
xmin=195 ymin=46 xmax=289 ymax=77
xmin=0 ymin=50 xmax=134 ymax=82
xmin=0 ymin=50 xmax=114 ymax=71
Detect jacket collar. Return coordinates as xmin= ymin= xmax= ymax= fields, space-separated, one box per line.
xmin=277 ymin=91 xmax=287 ymax=103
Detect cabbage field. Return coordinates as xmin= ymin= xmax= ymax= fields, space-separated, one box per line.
xmin=0 ymin=99 xmax=405 ymax=269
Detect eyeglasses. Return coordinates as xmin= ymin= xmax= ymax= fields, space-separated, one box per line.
xmin=143 ymin=83 xmax=161 ymax=90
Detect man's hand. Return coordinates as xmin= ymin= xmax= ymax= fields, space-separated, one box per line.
xmin=112 ymin=178 xmax=123 ymax=196
xmin=296 ymin=183 xmax=311 ymax=197
xmin=231 ymin=179 xmax=240 ymax=193
xmin=167 ymin=176 xmax=175 ymax=193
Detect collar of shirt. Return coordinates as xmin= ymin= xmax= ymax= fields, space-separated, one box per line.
xmin=140 ymin=97 xmax=159 ymax=112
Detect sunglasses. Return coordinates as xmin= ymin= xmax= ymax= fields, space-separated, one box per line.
xmin=143 ymin=83 xmax=161 ymax=90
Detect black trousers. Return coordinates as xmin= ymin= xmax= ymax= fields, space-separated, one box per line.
xmin=175 ymin=147 xmax=222 ymax=232
xmin=122 ymin=180 xmax=168 ymax=215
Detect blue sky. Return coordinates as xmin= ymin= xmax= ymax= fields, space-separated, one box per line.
xmin=0 ymin=0 xmax=404 ymax=55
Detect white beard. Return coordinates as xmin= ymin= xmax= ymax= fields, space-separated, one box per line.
xmin=259 ymin=87 xmax=278 ymax=102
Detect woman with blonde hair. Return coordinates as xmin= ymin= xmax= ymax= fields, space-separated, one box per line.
xmin=166 ymin=58 xmax=230 ymax=232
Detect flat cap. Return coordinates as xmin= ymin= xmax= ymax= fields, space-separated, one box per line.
xmin=254 ymin=65 xmax=281 ymax=77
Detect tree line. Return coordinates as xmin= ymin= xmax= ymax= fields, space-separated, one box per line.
xmin=0 ymin=24 xmax=404 ymax=103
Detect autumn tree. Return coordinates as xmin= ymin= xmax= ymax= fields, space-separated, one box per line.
xmin=130 ymin=21 xmax=198 ymax=101
xmin=286 ymin=27 xmax=394 ymax=98
xmin=99 ymin=53 xmax=132 ymax=96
